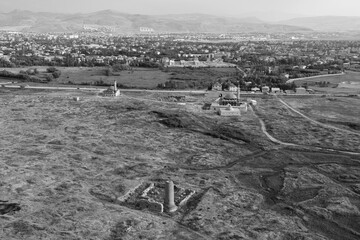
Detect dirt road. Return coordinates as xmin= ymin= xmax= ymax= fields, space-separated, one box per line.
xmin=249 ymin=105 xmax=360 ymax=156
xmin=278 ymin=98 xmax=360 ymax=137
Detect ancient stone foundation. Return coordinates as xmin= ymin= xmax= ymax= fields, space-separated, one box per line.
xmin=118 ymin=181 xmax=195 ymax=214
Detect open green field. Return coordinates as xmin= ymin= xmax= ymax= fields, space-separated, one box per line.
xmin=0 ymin=66 xmax=239 ymax=90
xmin=294 ymin=71 xmax=360 ymax=85
xmin=282 ymin=96 xmax=360 ymax=132
xmin=0 ymin=67 xmax=171 ymax=89
xmin=1 ymin=89 xmax=360 ymax=240
xmin=56 ymin=67 xmax=171 ymax=88
xmin=291 ymin=71 xmax=360 ymax=94
xmin=255 ymin=96 xmax=360 ymax=152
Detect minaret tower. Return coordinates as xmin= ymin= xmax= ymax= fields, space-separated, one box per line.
xmin=164 ymin=180 xmax=177 ymax=212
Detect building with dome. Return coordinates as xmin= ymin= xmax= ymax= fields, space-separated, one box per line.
xmin=220 ymin=92 xmax=238 ymax=106
xmin=210 ymin=85 xmax=248 ymax=115
xmin=218 ymin=104 xmax=241 ymax=116
xmin=103 ymin=80 xmax=120 ymax=97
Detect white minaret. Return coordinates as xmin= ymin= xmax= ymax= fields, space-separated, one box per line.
xmin=114 ymin=80 xmax=120 ymax=96
xmin=164 ymin=180 xmax=177 ymax=212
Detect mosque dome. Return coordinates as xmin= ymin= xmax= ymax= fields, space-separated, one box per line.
xmin=224 ymin=93 xmax=236 ymax=99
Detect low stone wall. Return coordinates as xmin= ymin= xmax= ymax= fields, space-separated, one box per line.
xmin=141 ymin=183 xmax=155 ymax=198
xmin=134 ymin=199 xmax=164 ymax=213
xmin=117 ymin=182 xmax=144 ymax=202
xmin=118 ymin=181 xmax=195 ymax=214
xmin=179 ymin=190 xmax=196 ymax=206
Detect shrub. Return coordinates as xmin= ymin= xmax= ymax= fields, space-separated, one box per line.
xmin=29 ymin=76 xmax=42 ymax=82
xmin=105 ymin=68 xmax=112 ymax=76
xmin=52 ymin=71 xmax=61 ymax=78
xmin=45 ymin=74 xmax=54 ymax=82
xmin=47 ymin=67 xmax=58 ymax=73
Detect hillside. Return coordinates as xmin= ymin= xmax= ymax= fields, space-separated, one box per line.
xmin=279 ymin=16 xmax=360 ymax=32
xmin=1 ymin=88 xmax=360 ymax=239
xmin=0 ymin=10 xmax=312 ymax=33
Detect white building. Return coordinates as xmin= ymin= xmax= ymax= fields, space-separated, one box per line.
xmin=103 ymin=81 xmax=120 ymax=97
xmin=212 ymin=82 xmax=222 ymax=91
xmin=251 ymin=87 xmax=261 ymax=92
xmin=218 ymin=104 xmax=241 ymax=116
xmin=228 ymin=83 xmax=237 ymax=92
xmin=271 ymin=87 xmax=281 ymax=93
xmin=262 ymin=86 xmax=270 ymax=93
xmin=295 ymin=87 xmax=307 ymax=94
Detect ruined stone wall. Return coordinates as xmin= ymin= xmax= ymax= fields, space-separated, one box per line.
xmin=135 ymin=199 xmax=164 ymax=213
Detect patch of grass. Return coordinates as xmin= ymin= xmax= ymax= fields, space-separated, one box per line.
xmin=1 ymin=66 xmax=171 ymax=89
xmin=256 ymin=98 xmax=360 ymax=151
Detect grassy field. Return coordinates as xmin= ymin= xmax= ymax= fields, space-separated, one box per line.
xmin=283 ymin=97 xmax=360 ymax=128
xmin=291 ymin=71 xmax=360 ymax=95
xmin=0 ymin=66 xmax=239 ymax=89
xmin=56 ymin=67 xmax=171 ymax=88
xmin=294 ymin=71 xmax=360 ymax=85
xmin=255 ymin=97 xmax=360 ymax=152
xmin=167 ymin=67 xmax=237 ymax=85
xmin=0 ymin=67 xmax=171 ymax=89
xmin=1 ymin=89 xmax=360 ymax=240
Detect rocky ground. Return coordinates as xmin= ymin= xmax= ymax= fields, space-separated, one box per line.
xmin=0 ymin=88 xmax=359 ymax=240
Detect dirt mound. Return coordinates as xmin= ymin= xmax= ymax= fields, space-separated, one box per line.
xmin=319 ymin=119 xmax=360 ymax=131
xmin=103 ymin=102 xmax=147 ymax=113
xmin=0 ymin=201 xmax=21 ymax=215
xmin=211 ymin=125 xmax=251 ymax=143
xmin=151 ymin=110 xmax=253 ymax=145
xmin=150 ymin=111 xmax=193 ymax=128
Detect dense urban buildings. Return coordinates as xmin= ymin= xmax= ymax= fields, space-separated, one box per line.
xmin=1 ymin=31 xmax=358 ymax=91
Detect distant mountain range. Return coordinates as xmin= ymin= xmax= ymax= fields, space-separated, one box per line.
xmin=0 ymin=10 xmax=311 ymax=33
xmin=278 ymin=16 xmax=360 ymax=32
xmin=0 ymin=10 xmax=358 ymax=33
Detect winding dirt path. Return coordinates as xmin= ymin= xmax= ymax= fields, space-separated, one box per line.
xmin=248 ymin=105 xmax=360 ymax=156
xmin=277 ymin=98 xmax=360 ymax=137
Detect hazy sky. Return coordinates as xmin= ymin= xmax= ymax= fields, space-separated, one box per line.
xmin=1 ymin=0 xmax=360 ymax=20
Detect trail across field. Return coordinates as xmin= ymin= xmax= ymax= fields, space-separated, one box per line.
xmin=277 ymin=98 xmax=360 ymax=137
xmin=249 ymin=105 xmax=360 ymax=156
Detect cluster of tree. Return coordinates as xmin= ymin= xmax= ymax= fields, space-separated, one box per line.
xmin=112 ymin=64 xmax=132 ymax=72
xmin=2 ymin=54 xmax=164 ymax=69
xmin=46 ymin=67 xmax=61 ymax=78
xmin=315 ymin=81 xmax=331 ymax=87
xmin=9 ymin=55 xmax=49 ymax=67
xmin=157 ymin=80 xmax=208 ymax=90
xmin=0 ymin=59 xmax=16 ymax=68
xmin=19 ymin=68 xmax=39 ymax=75
xmin=0 ymin=70 xmax=30 ymax=81
xmin=130 ymin=61 xmax=160 ymax=68
xmin=0 ymin=70 xmax=49 ymax=83
xmin=105 ymin=64 xmax=133 ymax=76
xmin=75 ymin=79 xmax=130 ymax=88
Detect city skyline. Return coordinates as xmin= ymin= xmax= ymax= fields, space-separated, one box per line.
xmin=1 ymin=0 xmax=360 ymax=21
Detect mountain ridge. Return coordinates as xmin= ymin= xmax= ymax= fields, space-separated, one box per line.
xmin=0 ymin=10 xmax=312 ymax=33
xmin=278 ymin=16 xmax=360 ymax=32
